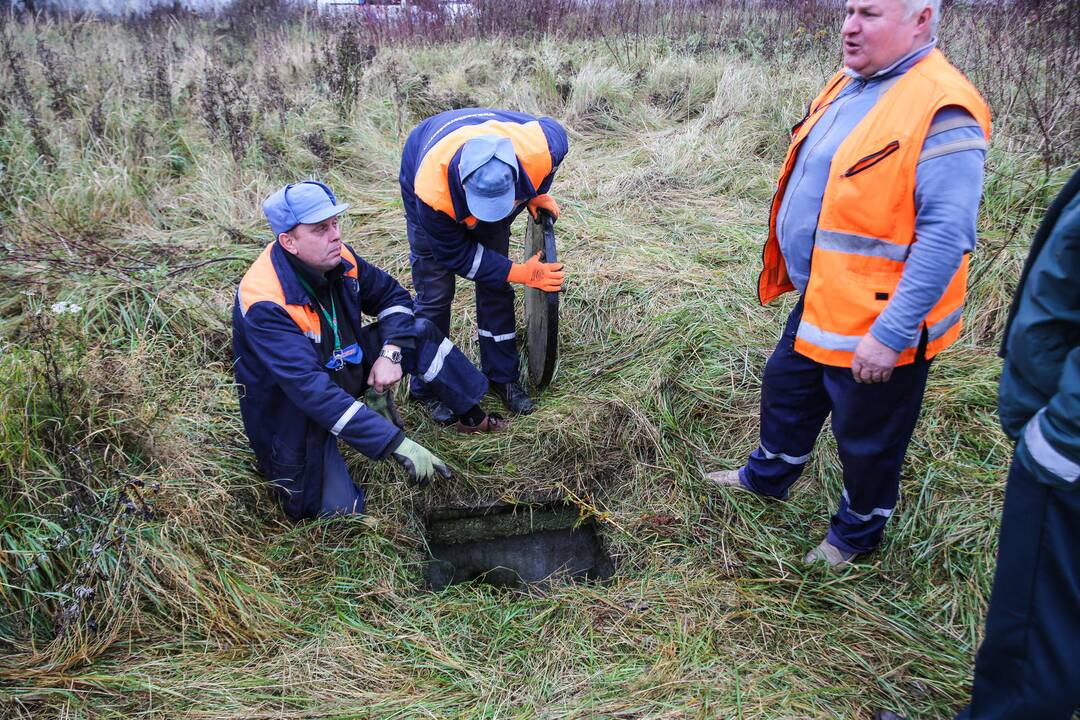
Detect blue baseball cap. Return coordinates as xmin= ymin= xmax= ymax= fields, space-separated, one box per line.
xmin=459 ymin=135 xmax=519 ymax=222
xmin=263 ymin=181 xmax=349 ymax=237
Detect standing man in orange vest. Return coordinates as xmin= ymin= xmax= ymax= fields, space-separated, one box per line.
xmin=705 ymin=0 xmax=991 ymax=567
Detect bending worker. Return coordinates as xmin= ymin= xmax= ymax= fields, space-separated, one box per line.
xmin=233 ymin=181 xmax=507 ymax=520
xmin=400 ymin=108 xmax=568 ymax=421
xmin=705 ymin=0 xmax=990 ymax=567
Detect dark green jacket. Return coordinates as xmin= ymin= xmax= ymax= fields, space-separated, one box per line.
xmin=999 ymin=167 xmax=1080 ymax=490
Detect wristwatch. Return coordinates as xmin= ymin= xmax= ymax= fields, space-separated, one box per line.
xmin=379 ymin=346 xmax=402 ymax=364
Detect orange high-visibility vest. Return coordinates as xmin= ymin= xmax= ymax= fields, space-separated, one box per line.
xmin=238 ymin=242 xmax=361 ymax=343
xmin=413 ymin=119 xmax=552 ymax=227
xmin=759 ymin=49 xmax=991 ymax=367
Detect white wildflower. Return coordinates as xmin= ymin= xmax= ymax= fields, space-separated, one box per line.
xmin=50 ymin=301 xmax=83 ymax=315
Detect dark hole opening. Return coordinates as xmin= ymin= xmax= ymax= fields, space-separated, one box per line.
xmin=423 ymin=502 xmax=614 ymax=591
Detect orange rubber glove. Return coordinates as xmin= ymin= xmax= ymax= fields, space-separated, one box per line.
xmin=507 ymin=251 xmax=565 ymax=292
xmin=527 ymin=194 xmax=560 ymax=221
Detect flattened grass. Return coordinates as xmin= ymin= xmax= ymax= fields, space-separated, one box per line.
xmin=1 ymin=8 xmax=1077 ymax=719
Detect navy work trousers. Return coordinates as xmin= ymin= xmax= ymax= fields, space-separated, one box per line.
xmin=406 ymin=218 xmax=519 ymax=399
xmin=740 ymin=301 xmax=932 ymax=554
xmin=956 ymin=455 xmax=1080 ymax=719
xmin=293 ymin=317 xmax=487 ymax=518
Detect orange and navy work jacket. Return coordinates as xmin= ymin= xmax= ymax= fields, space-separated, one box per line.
xmin=232 ymin=242 xmax=416 ymax=516
xmin=759 ymin=49 xmax=991 ymax=367
xmin=399 ymin=108 xmax=569 ymax=286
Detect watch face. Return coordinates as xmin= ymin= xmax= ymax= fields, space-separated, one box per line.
xmin=383 ymin=348 xmax=402 ymax=363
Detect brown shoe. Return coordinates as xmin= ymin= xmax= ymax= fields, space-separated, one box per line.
xmin=803 ymin=538 xmax=858 ymax=569
xmin=453 ymin=413 xmax=510 ymax=434
xmin=704 ymin=468 xmax=745 ymax=489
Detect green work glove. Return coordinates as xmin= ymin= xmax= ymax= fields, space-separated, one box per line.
xmin=391 ymin=437 xmax=452 ymax=487
xmin=365 ymin=387 xmax=404 ymax=429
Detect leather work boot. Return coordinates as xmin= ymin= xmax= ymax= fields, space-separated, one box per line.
xmin=490 ymin=381 xmax=536 ymax=415
xmin=411 ymin=395 xmax=455 ymax=425
xmin=453 ymin=413 xmax=511 ymax=434
xmin=704 ymin=469 xmax=746 ymax=490
xmin=804 ymin=538 xmax=858 ymax=569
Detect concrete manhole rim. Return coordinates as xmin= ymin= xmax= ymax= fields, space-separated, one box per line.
xmin=422 ymin=499 xmax=615 ymax=591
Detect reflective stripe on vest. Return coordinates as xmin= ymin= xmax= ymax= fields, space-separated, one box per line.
xmin=797 ymin=304 xmax=964 ymax=353
xmin=413 ymin=119 xmax=552 ymax=219
xmin=759 ymin=49 xmax=991 ymax=368
xmin=237 ymin=242 xmax=361 ymax=343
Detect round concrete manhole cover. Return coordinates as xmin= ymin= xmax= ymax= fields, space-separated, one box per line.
xmin=523 ymin=212 xmax=559 ymax=389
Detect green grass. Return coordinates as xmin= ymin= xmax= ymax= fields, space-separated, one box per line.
xmin=1 ymin=7 xmax=1078 ymax=719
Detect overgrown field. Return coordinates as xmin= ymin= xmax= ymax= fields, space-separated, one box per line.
xmin=1 ymin=2 xmax=1078 ymax=718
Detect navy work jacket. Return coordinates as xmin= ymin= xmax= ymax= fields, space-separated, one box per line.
xmin=999 ymin=168 xmax=1080 ymax=489
xmin=232 ymin=241 xmax=416 ymax=508
xmin=399 ymin=108 xmax=569 ymax=286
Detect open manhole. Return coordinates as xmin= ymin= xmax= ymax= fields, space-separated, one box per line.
xmin=424 ymin=502 xmax=614 ymax=591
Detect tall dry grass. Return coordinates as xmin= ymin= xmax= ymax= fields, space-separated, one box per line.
xmin=0 ymin=2 xmax=1077 ymax=717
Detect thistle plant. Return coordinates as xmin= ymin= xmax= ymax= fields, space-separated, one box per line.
xmin=3 ymin=31 xmax=54 ymax=165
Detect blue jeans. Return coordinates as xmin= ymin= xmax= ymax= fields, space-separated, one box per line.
xmin=741 ymin=300 xmax=931 ymax=554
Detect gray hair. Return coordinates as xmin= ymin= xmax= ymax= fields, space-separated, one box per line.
xmin=905 ymin=0 xmax=941 ymax=32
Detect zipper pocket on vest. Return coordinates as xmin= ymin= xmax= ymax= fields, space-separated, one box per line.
xmin=843 ymin=140 xmax=900 ymax=177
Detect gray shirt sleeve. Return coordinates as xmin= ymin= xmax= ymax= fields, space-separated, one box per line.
xmin=870 ymin=106 xmax=987 ymax=352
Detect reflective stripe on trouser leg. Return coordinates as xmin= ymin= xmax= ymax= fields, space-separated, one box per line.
xmin=743 ymin=301 xmax=830 ymax=499
xmin=377 ymin=305 xmax=415 ymax=321
xmin=470 ymin=218 xmax=519 ymax=384
xmin=408 ymin=244 xmax=456 ymax=399
xmin=824 ymin=349 xmax=932 ymax=555
xmin=407 ymin=318 xmax=487 ymax=413
xmin=475 ymin=279 xmax=518 ymax=384
xmin=318 ymin=432 xmax=365 ymax=517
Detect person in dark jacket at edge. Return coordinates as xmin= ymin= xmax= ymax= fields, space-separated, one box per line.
xmin=400 ymin=108 xmax=568 ymax=422
xmin=876 ymin=168 xmax=1080 ymax=720
xmin=233 ymin=181 xmax=509 ymax=520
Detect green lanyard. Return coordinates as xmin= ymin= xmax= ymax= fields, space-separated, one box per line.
xmin=295 ymin=274 xmax=342 ymax=356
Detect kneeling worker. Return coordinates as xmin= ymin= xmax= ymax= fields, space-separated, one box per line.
xmin=233 ymin=181 xmax=507 ymax=520
xmin=400 ymin=108 xmax=568 ymax=420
